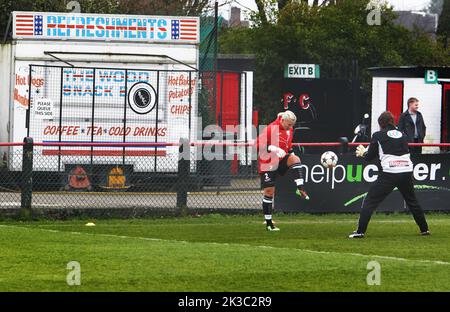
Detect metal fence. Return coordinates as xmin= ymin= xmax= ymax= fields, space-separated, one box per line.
xmin=25 ymin=64 xmax=251 ymax=172
xmin=1 ymin=140 xmax=449 ymax=218
xmin=0 ymin=140 xmax=261 ymax=217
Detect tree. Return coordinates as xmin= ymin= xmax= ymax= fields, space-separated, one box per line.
xmin=220 ymin=0 xmax=449 ymax=123
xmin=437 ymin=0 xmax=450 ymax=48
xmin=427 ymin=0 xmax=444 ymax=15
xmin=278 ymin=0 xmax=296 ymax=10
xmin=76 ymin=0 xmax=118 ymax=14
xmin=117 ymin=0 xmax=211 ymax=16
xmin=254 ymin=0 xmax=269 ymax=25
xmin=255 ymin=0 xmax=335 ymax=25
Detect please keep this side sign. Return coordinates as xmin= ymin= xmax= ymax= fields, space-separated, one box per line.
xmin=284 ymin=64 xmax=320 ymax=79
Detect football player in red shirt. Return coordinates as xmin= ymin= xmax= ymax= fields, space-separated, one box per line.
xmin=257 ymin=110 xmax=309 ymax=231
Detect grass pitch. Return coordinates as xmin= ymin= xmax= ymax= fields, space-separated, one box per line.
xmin=1 ymin=213 xmax=450 ymax=291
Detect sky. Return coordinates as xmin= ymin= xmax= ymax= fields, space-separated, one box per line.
xmin=218 ymin=0 xmax=431 ymax=20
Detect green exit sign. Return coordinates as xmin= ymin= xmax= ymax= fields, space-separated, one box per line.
xmin=285 ymin=64 xmax=320 ymax=78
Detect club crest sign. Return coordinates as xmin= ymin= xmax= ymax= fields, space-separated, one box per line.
xmin=128 ymin=82 xmax=157 ymax=114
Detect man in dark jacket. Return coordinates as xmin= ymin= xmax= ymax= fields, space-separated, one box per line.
xmin=349 ymin=111 xmax=430 ymax=238
xmin=397 ymin=97 xmax=426 ymax=153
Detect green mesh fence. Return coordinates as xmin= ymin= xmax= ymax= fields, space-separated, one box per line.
xmin=199 ymin=15 xmax=222 ymax=72
xmin=198 ymin=15 xmax=223 ymax=126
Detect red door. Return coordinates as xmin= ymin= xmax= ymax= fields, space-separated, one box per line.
xmin=216 ymin=72 xmax=240 ymax=129
xmin=442 ymin=83 xmax=450 ymax=147
xmin=217 ymin=73 xmax=240 ymax=173
xmin=386 ymin=81 xmax=404 ymax=124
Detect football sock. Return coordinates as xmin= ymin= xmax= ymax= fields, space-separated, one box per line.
xmin=289 ymin=164 xmax=306 ymax=191
xmin=263 ymin=195 xmax=273 ymax=226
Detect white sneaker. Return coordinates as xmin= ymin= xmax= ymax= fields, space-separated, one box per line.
xmin=266 ymin=225 xmax=280 ymax=232
xmin=348 ymin=231 xmax=364 ymax=238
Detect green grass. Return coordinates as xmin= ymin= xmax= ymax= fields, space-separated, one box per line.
xmin=1 ymin=213 xmax=450 ymax=291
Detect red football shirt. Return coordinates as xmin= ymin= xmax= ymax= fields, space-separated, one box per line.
xmin=257 ymin=116 xmax=293 ymax=173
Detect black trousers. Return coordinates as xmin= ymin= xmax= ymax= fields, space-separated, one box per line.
xmin=357 ymin=172 xmax=428 ymax=234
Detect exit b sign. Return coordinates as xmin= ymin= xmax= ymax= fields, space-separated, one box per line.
xmin=285 ymin=64 xmax=320 ymax=78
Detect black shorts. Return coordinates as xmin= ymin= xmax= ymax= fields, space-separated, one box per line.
xmin=260 ymin=154 xmax=290 ymax=189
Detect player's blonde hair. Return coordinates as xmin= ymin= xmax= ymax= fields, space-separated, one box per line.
xmin=277 ymin=110 xmax=297 ymax=123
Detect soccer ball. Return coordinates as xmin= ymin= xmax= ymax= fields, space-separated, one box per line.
xmin=320 ymin=151 xmax=338 ymax=168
